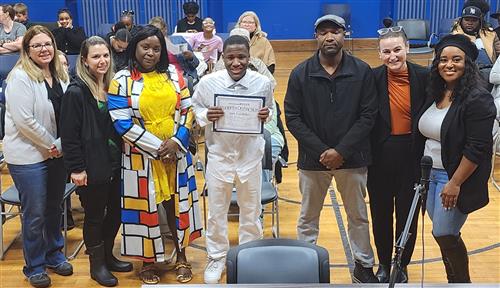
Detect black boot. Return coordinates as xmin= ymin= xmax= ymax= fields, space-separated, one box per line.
xmin=87 ymin=243 xmax=118 ymax=287
xmin=434 ymin=234 xmax=471 ymax=283
xmin=376 ymin=264 xmax=390 ymax=283
xmin=104 ymin=238 xmax=133 ymax=272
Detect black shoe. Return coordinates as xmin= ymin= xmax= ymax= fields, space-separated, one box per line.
xmin=353 ymin=262 xmax=379 ymax=283
xmin=376 ymin=264 xmax=390 ymax=283
xmin=88 ymin=243 xmax=118 ymax=287
xmin=104 ymin=239 xmax=133 ymax=272
xmin=28 ymin=273 xmax=51 ymax=288
xmin=47 ymin=261 xmax=73 ymax=276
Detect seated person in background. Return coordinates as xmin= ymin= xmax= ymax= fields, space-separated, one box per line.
xmin=52 ymin=8 xmax=86 ymax=55
xmin=149 ymin=16 xmax=200 ymax=81
xmin=214 ymin=28 xmax=276 ymax=87
xmin=236 ymin=11 xmax=276 ymax=74
xmin=176 ymin=1 xmax=203 ymax=33
xmin=451 ymin=2 xmax=500 ymax=67
xmin=186 ymin=17 xmax=223 ymax=72
xmin=106 ymin=28 xmax=130 ymax=72
xmin=13 ymin=3 xmax=33 ymax=29
xmin=491 ymin=10 xmax=500 ymax=39
xmin=120 ymin=10 xmax=136 ymax=33
xmin=0 ymin=4 xmax=26 ymax=54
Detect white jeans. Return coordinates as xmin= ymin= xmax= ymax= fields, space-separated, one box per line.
xmin=205 ymin=163 xmax=263 ymax=260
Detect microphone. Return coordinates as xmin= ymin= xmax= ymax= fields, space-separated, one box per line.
xmin=420 ymin=155 xmax=433 ymax=215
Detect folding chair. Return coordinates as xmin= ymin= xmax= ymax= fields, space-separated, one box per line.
xmin=226 ymin=238 xmax=330 ymax=283
xmin=0 ymin=160 xmax=83 ymax=260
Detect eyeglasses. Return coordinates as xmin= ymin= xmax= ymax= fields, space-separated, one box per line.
xmin=121 ymin=10 xmax=134 ymax=16
xmin=29 ymin=42 xmax=53 ymax=51
xmin=377 ymin=26 xmax=404 ymax=35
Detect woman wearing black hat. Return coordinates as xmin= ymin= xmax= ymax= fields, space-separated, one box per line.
xmin=416 ymin=34 xmax=496 ymax=283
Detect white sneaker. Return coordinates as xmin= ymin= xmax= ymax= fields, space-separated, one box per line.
xmin=204 ymin=258 xmax=225 ymax=284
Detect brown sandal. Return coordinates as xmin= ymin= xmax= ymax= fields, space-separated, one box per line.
xmin=139 ymin=265 xmax=160 ymax=285
xmin=175 ymin=262 xmax=193 ymax=283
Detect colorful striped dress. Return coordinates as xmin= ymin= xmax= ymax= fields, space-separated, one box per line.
xmin=107 ymin=64 xmax=202 ymax=262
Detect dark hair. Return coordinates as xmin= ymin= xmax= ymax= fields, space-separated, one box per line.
xmin=127 ymin=25 xmax=169 ymax=74
xmin=427 ymin=49 xmax=485 ymax=103
xmin=113 ymin=21 xmax=127 ymax=32
xmin=183 ymin=2 xmax=199 ymax=15
xmin=57 ymin=8 xmax=72 ymax=19
xmin=1 ymin=4 xmax=15 ymax=20
xmin=223 ymin=35 xmax=250 ymax=53
xmin=114 ymin=28 xmax=131 ymax=42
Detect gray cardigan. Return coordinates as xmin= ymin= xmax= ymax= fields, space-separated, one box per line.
xmin=4 ymin=67 xmax=68 ymax=165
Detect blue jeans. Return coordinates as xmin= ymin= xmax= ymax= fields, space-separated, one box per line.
xmin=262 ymin=137 xmax=283 ymax=182
xmin=8 ymin=158 xmax=67 ymax=277
xmin=426 ymin=168 xmax=468 ymax=237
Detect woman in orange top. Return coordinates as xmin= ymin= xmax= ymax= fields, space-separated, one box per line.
xmin=367 ymin=27 xmax=429 ymax=283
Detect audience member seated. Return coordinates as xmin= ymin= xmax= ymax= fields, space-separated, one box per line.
xmin=186 ymin=17 xmax=223 ymax=72
xmin=214 ymin=28 xmax=276 ymax=87
xmin=236 ymin=11 xmax=276 ymax=74
xmin=52 ymin=8 xmax=86 ymax=55
xmin=150 ymin=16 xmax=200 ymax=81
xmin=120 ymin=10 xmax=136 ymax=32
xmin=176 ymin=1 xmax=203 ymax=33
xmin=451 ymin=2 xmax=500 ymax=68
xmin=0 ymin=4 xmax=26 ymax=54
xmin=13 ymin=2 xmax=33 ymax=29
xmin=106 ymin=28 xmax=130 ymax=72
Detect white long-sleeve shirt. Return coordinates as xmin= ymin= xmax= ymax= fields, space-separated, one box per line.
xmin=192 ymin=69 xmax=273 ymax=183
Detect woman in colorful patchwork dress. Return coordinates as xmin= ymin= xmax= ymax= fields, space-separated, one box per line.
xmin=107 ymin=25 xmax=202 ymax=284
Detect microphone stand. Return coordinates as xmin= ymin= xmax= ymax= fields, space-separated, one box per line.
xmin=388 ymin=182 xmax=427 ymax=288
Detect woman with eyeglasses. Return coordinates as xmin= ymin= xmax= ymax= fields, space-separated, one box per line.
xmin=3 ymin=25 xmax=72 ymax=288
xmin=52 ymin=8 xmax=86 ymax=55
xmin=416 ymin=34 xmax=495 ymax=283
xmin=108 ymin=25 xmax=202 ymax=285
xmin=236 ymin=11 xmax=276 ymax=73
xmin=367 ymin=26 xmax=429 ymax=283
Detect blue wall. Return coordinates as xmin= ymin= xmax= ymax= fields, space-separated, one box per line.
xmin=19 ymin=0 xmax=500 ymax=40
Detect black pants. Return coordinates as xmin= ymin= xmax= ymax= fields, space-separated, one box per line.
xmin=78 ymin=174 xmax=121 ymax=247
xmin=367 ymin=134 xmax=419 ymax=266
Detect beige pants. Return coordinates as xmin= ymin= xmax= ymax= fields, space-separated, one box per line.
xmin=297 ymin=167 xmax=375 ymax=267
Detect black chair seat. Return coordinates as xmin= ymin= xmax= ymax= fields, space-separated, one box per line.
xmin=0 ymin=183 xmax=77 ymax=206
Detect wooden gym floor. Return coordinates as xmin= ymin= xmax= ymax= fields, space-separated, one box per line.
xmin=0 ymin=48 xmax=498 ymax=287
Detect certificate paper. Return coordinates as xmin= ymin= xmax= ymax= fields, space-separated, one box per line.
xmin=213 ymin=94 xmax=264 ymax=134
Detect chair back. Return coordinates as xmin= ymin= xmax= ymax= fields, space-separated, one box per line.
xmin=0 ymin=54 xmax=19 ymax=81
xmin=438 ymin=18 xmax=456 ymax=39
xmin=226 ymin=238 xmax=330 ymax=283
xmin=30 ymin=22 xmax=58 ymax=31
xmin=397 ymin=19 xmax=430 ymax=41
xmin=96 ymin=23 xmax=114 ymax=39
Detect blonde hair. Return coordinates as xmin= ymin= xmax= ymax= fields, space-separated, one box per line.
xmin=76 ymin=36 xmax=114 ymax=100
xmin=236 ymin=11 xmax=267 ymax=38
xmin=8 ymin=25 xmax=68 ymax=83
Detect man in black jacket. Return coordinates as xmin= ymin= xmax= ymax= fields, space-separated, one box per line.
xmin=284 ymin=14 xmax=378 ymax=283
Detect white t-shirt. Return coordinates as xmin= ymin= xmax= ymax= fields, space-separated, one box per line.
xmin=418 ymin=103 xmax=450 ymax=169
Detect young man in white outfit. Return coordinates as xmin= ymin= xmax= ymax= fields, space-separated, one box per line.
xmin=192 ymin=35 xmax=273 ymax=284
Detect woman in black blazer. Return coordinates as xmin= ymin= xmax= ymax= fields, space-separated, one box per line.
xmin=417 ymin=34 xmax=495 ymax=283
xmin=367 ymin=27 xmax=428 ymax=283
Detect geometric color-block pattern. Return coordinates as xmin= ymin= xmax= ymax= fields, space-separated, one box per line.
xmin=108 ymin=64 xmax=203 ymax=263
